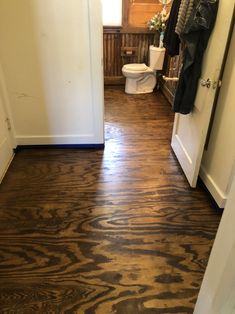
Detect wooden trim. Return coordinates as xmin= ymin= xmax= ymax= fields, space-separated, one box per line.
xmin=122 ymin=0 xmax=130 ymax=30
xmin=120 ymin=28 xmax=153 ymax=34
xmin=103 ymin=26 xmax=121 ymax=34
xmin=104 ymin=27 xmax=153 ymax=34
xmin=103 ymin=25 xmax=153 ymax=35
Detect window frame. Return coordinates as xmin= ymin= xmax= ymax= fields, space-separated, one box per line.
xmin=122 ymin=0 xmax=171 ymax=33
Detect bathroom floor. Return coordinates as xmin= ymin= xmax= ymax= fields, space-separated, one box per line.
xmin=0 ymin=86 xmax=221 ymax=313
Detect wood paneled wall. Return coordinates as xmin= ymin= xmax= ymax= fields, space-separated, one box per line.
xmin=103 ymin=29 xmax=155 ymax=84
xmin=159 ymin=53 xmax=182 ymax=105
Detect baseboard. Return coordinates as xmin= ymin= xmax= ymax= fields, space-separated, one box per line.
xmin=14 ymin=143 xmax=104 ymax=152
xmin=14 ymin=135 xmax=104 ymax=151
xmin=15 ymin=135 xmax=104 ymax=146
xmin=199 ymin=165 xmax=227 ymax=209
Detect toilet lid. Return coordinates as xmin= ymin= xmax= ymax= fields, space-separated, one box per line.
xmin=123 ymin=63 xmax=148 ymax=72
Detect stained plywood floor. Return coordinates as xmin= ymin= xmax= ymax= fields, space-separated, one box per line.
xmin=0 ymin=86 xmax=221 ymax=313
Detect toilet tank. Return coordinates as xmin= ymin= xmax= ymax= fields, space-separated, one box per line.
xmin=149 ymin=46 xmax=166 ymax=70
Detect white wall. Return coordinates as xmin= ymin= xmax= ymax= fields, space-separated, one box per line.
xmin=0 ymin=0 xmax=104 ymax=145
xmin=194 ymin=175 xmax=235 ymax=314
xmin=200 ymin=26 xmax=235 ymax=207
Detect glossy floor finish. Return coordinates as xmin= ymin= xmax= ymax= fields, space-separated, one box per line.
xmin=0 ymin=87 xmax=221 ymax=313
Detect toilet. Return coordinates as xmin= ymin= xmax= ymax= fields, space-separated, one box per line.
xmin=122 ymin=46 xmax=166 ymax=94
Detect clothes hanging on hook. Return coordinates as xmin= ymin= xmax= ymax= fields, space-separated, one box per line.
xmin=175 ymin=0 xmax=194 ymax=37
xmin=163 ymin=0 xmax=181 ymax=57
xmin=173 ymin=0 xmax=219 ymax=114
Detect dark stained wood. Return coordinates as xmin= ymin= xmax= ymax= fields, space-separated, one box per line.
xmin=0 ymin=87 xmax=221 ymax=313
xmin=122 ymin=0 xmax=171 ymax=30
xmin=160 ymin=49 xmax=183 ymax=105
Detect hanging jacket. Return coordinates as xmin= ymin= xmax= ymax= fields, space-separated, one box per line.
xmin=173 ymin=0 xmax=219 ymax=114
xmin=175 ymin=0 xmax=194 ymax=37
xmin=163 ymin=0 xmax=181 ymax=57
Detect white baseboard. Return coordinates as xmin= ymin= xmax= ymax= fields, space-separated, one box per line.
xmin=200 ymin=165 xmax=227 ymax=208
xmin=15 ymin=134 xmax=103 ymax=145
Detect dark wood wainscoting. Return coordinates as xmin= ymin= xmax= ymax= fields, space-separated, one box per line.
xmin=159 ymin=51 xmax=183 ymax=105
xmin=103 ymin=28 xmax=183 ymax=105
xmin=103 ymin=28 xmax=155 ymax=85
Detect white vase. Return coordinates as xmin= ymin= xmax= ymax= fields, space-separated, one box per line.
xmin=159 ymin=32 xmax=164 ymax=48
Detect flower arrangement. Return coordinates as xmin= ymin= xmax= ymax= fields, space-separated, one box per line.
xmin=147 ymin=8 xmax=169 ymax=33
xmin=147 ymin=8 xmax=169 ymax=47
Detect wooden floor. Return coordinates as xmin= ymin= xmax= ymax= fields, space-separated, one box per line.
xmin=0 ymin=86 xmax=221 ymax=313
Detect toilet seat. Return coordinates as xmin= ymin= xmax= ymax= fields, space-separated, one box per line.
xmin=123 ymin=63 xmax=148 ymax=72
xmin=122 ymin=63 xmax=153 ymax=74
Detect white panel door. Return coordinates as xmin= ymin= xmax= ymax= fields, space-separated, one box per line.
xmin=171 ymin=0 xmax=234 ymax=187
xmin=0 ymin=93 xmax=13 ymax=182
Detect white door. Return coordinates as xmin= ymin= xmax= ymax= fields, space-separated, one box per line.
xmin=171 ymin=0 xmax=234 ymax=187
xmin=193 ymin=175 xmax=235 ymax=314
xmin=0 ymin=93 xmax=14 ymax=182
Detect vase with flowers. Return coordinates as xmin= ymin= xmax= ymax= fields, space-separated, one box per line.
xmin=147 ymin=8 xmax=169 ymax=47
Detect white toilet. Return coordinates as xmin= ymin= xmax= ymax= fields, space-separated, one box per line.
xmin=122 ymin=46 xmax=166 ymax=94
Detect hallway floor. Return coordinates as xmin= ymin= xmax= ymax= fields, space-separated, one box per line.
xmin=0 ymin=86 xmax=221 ymax=313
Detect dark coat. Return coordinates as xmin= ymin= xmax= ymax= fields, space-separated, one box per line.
xmin=173 ymin=0 xmax=219 ymax=114
xmin=163 ymin=0 xmax=181 ymax=57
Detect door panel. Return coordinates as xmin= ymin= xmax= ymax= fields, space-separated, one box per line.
xmin=171 ymin=0 xmax=234 ymax=187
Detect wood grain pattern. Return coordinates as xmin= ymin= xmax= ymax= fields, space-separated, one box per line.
xmin=0 ymin=87 xmax=221 ymax=313
xmin=122 ymin=0 xmax=171 ymax=30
